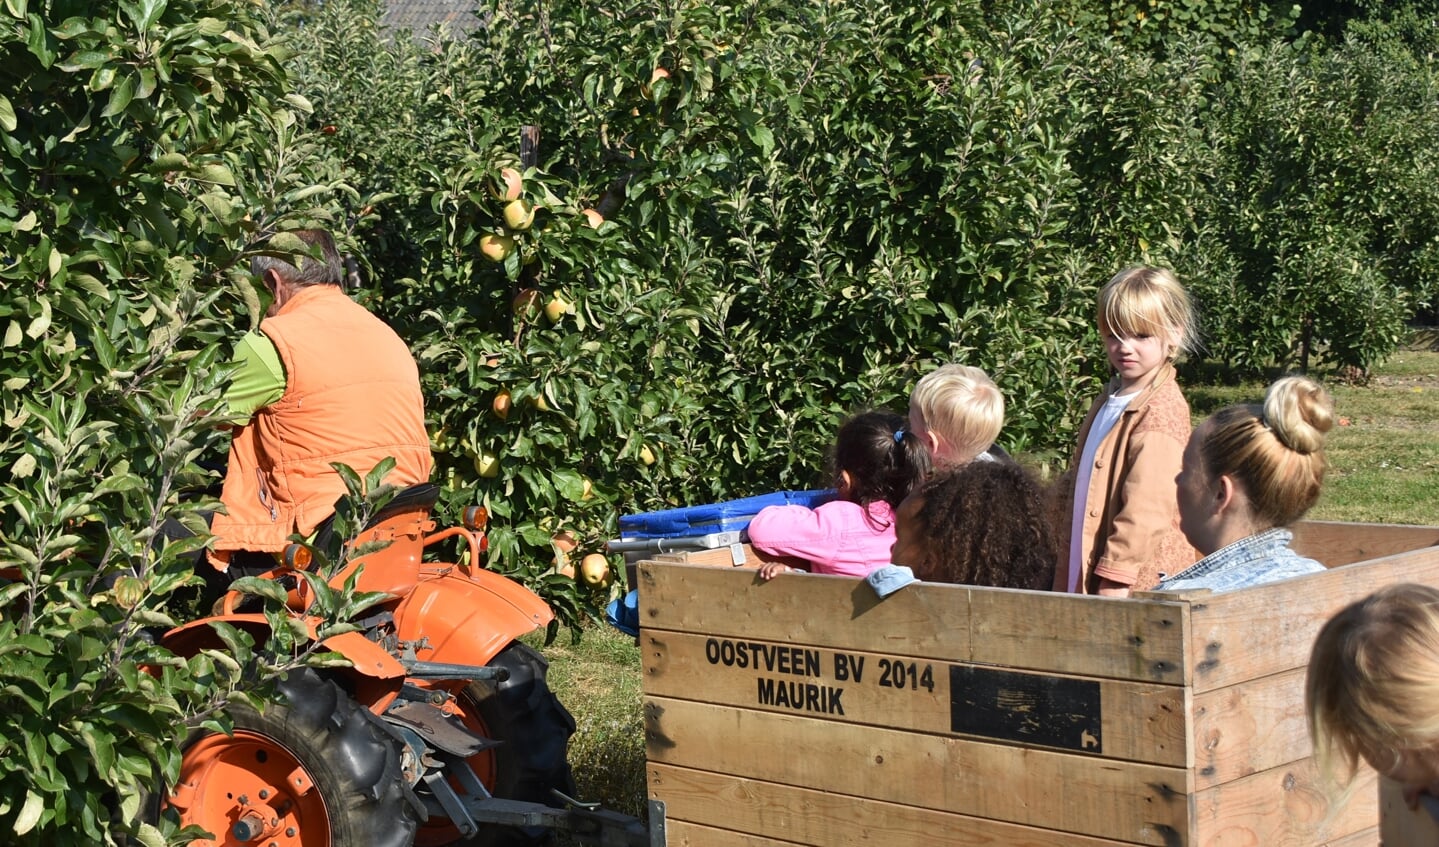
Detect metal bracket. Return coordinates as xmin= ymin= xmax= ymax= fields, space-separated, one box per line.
xmin=648 ymin=799 xmax=667 ymax=847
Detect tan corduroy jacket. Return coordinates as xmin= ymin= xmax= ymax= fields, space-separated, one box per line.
xmin=1054 ymin=364 xmax=1199 ymax=593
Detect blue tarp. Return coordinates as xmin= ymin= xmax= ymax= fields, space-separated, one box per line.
xmin=617 ymin=489 xmax=835 ymax=538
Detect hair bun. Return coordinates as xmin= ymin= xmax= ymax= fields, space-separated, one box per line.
xmin=1263 ymin=376 xmax=1334 ymax=454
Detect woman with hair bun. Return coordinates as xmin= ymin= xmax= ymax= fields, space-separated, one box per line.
xmin=1156 ymin=376 xmax=1336 ymax=592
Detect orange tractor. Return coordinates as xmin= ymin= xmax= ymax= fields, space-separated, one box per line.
xmin=157 ymin=484 xmax=654 ymax=847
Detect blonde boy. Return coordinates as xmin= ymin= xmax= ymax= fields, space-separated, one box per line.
xmin=908 ymin=364 xmax=1005 ymax=467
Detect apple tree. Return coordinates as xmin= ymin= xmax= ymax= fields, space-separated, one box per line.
xmin=0 ymin=1 xmax=351 ymax=843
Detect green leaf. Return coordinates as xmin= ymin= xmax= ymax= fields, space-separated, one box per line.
xmin=10 ymin=451 xmax=34 ymax=480
xmin=747 ymin=125 xmax=776 ymax=158
xmin=191 ymin=162 xmax=236 ymax=186
xmin=229 ymin=576 xmax=287 ymax=603
xmin=12 ymin=790 xmax=43 ymax=836
xmin=25 ymin=309 xmax=50 ymax=339
xmin=101 ymin=74 xmax=135 ymax=118
xmin=551 ymin=468 xmax=588 ymax=502
xmin=50 ymin=16 xmax=93 ymax=39
xmin=80 ymin=726 xmax=115 ymax=777
xmin=0 ymin=95 xmax=14 ymax=132
xmin=4 ymin=0 xmax=25 ymax=20
xmin=25 ymin=13 xmax=53 ymax=67
xmin=130 ymin=822 xmax=166 ymax=847
xmin=136 ymin=0 xmax=166 ymax=31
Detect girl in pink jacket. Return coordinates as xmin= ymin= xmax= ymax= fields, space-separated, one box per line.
xmin=748 ymin=410 xmax=930 ymax=578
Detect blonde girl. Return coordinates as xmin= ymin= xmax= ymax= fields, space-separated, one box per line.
xmin=1307 ymin=584 xmax=1439 ymax=810
xmin=1057 ymin=267 xmax=1199 ymax=595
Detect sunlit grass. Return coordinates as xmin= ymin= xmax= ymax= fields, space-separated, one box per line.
xmin=1189 ymin=350 xmax=1439 ymax=526
xmin=528 ymin=625 xmax=648 ymax=844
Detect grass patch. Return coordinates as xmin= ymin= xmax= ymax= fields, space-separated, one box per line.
xmin=527 ymin=625 xmax=648 ymax=842
xmin=1189 ymin=350 xmax=1439 ymax=525
xmin=532 ymin=349 xmax=1439 ymax=832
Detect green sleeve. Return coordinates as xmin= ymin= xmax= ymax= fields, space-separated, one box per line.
xmin=222 ymin=331 xmax=286 ymax=421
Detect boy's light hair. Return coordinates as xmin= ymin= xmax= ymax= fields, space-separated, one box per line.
xmin=1098 ymin=266 xmax=1197 ymax=357
xmin=1306 ymin=584 xmax=1439 ymax=787
xmin=910 ymin=364 xmax=1004 ymax=464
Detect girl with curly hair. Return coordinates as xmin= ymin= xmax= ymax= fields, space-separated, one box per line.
xmin=891 ymin=460 xmax=1056 ymax=590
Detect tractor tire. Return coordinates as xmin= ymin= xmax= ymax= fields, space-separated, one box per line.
xmin=173 ymin=667 xmax=419 ymax=847
xmin=417 ymin=642 xmax=576 ymax=847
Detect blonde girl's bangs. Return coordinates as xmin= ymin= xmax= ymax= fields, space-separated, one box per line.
xmin=1099 ymin=284 xmax=1178 ymax=341
xmin=1097 ymin=266 xmax=1196 ymax=352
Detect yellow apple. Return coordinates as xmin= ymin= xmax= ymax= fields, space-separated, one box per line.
xmin=511 ymin=287 xmax=541 ymax=319
xmin=479 ymin=232 xmax=516 ymax=263
xmin=473 ymin=449 xmax=500 ymax=478
xmin=503 ymin=199 xmax=535 ymax=231
xmin=639 ymin=444 xmax=657 ymax=466
xmin=551 ymin=531 xmax=579 ymax=554
xmin=581 ymin=208 xmax=604 ymax=229
xmin=641 ymin=67 xmax=671 ymax=100
xmin=492 ymin=389 xmax=512 ymax=420
xmin=580 ymin=553 xmax=611 ymax=587
xmin=544 ymin=294 xmax=573 ymax=324
xmin=493 ymin=166 xmax=523 ymax=202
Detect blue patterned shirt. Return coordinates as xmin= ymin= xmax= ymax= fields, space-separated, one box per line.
xmin=1155 ymin=528 xmax=1324 ymax=593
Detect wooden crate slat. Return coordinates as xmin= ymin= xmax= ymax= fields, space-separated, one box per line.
xmin=644 ymin=544 xmax=777 ymax=569
xmin=643 ymin=630 xmax=1187 ymax=766
xmin=1189 ymin=757 xmax=1377 ymax=846
xmin=1190 ymin=666 xmax=1309 ymax=788
xmin=966 ymin=587 xmax=1190 ymax=685
xmin=1290 ymin=521 xmax=1439 ymax=567
xmin=1181 ymin=546 xmax=1439 ymax=693
xmin=649 ymin=763 xmax=1148 ymax=847
xmin=638 ymin=563 xmax=1190 ymax=684
xmin=1380 ymin=778 xmax=1439 ymax=846
xmin=661 ymin=819 xmax=808 ymax=847
xmin=1322 ymin=828 xmax=1378 ymax=847
xmin=644 ymin=696 xmax=1189 ymax=846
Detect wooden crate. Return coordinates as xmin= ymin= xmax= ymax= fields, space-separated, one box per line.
xmin=637 ymin=520 xmax=1439 ymax=847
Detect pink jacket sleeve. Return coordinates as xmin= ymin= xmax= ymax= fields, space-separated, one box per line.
xmin=746 ymin=503 xmax=843 ymax=571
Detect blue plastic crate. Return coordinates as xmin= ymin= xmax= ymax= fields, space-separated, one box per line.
xmin=618 ymin=489 xmax=835 ymax=538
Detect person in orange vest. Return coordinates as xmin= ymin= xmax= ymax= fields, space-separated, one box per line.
xmin=201 ymin=229 xmax=432 ymax=599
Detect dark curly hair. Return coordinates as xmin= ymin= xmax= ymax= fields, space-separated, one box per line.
xmin=830 ymin=410 xmax=931 ymax=511
xmin=910 ymin=460 xmax=1056 ymax=590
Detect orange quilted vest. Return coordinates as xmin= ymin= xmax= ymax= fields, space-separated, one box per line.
xmin=209 ymin=284 xmax=432 ymax=565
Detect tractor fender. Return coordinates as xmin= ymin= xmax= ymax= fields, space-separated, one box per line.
xmin=163 ymin=613 xmax=273 ymax=658
xmin=395 ymin=568 xmax=554 ymax=668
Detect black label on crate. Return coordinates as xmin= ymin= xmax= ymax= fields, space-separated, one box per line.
xmin=950 ymin=666 xmax=1102 ymax=753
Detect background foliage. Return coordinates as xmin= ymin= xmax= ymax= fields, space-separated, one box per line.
xmin=2 ymin=0 xmax=1438 ymax=842
xmin=278 ymin=0 xmax=1439 ymax=590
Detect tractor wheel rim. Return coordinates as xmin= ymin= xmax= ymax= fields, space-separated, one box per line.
xmin=172 ymin=730 xmax=332 ymax=847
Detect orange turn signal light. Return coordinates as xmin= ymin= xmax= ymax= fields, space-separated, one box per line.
xmin=283 ymin=543 xmax=314 ymax=570
xmin=463 ymin=506 xmax=489 ymax=531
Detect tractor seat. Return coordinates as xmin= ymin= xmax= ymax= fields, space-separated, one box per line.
xmin=364 ymin=483 xmax=441 ymax=528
